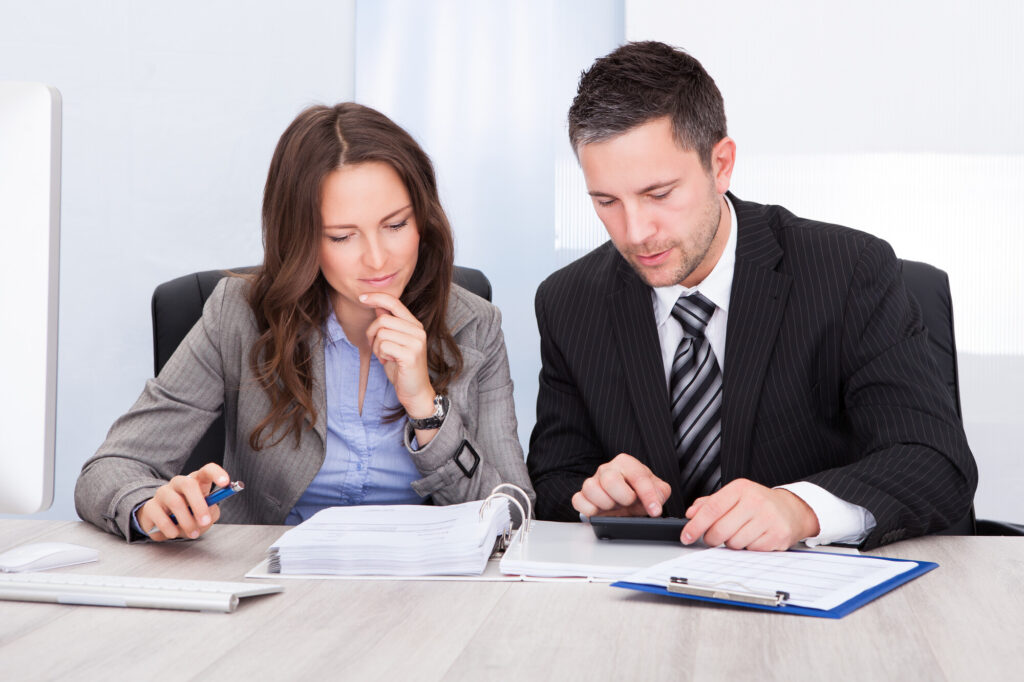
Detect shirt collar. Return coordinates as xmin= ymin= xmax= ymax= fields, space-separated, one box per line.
xmin=323 ymin=305 xmax=352 ymax=348
xmin=651 ymin=193 xmax=737 ymax=327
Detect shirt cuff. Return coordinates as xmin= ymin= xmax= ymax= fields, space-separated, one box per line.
xmin=130 ymin=501 xmax=150 ymax=539
xmin=776 ymin=481 xmax=877 ymax=546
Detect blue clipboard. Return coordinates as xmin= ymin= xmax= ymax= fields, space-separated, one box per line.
xmin=611 ymin=553 xmax=938 ymax=619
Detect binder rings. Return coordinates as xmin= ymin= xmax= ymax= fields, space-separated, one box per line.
xmin=612 ymin=548 xmax=937 ymax=619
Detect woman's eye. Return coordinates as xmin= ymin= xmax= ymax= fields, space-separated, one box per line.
xmin=386 ymin=219 xmax=409 ymax=231
xmin=327 ymin=234 xmax=351 ymax=243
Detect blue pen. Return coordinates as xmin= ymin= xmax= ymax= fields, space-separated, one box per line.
xmin=147 ymin=481 xmax=244 ymax=535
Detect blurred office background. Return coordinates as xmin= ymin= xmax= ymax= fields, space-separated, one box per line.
xmin=2 ymin=0 xmax=1020 ymax=523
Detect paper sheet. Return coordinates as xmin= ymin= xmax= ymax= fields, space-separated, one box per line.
xmin=621 ymin=548 xmax=916 ymax=610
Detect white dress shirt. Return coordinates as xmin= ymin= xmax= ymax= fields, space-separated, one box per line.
xmin=650 ymin=195 xmax=876 ymax=546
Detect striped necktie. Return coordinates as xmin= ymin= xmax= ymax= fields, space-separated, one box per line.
xmin=670 ymin=292 xmax=723 ymax=509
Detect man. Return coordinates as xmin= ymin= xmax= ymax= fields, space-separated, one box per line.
xmin=527 ymin=41 xmax=977 ymax=550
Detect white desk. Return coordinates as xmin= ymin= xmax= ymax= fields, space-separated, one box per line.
xmin=0 ymin=520 xmax=1020 ymax=681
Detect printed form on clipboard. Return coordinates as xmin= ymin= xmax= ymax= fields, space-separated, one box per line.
xmin=614 ymin=548 xmax=937 ymax=618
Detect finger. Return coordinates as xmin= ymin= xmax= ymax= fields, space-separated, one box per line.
xmin=572 ymin=491 xmax=600 ymax=517
xmin=145 ymin=498 xmax=181 ymax=540
xmin=745 ymin=527 xmax=794 ymax=552
xmin=165 ymin=477 xmax=203 ymax=539
xmin=372 ymin=328 xmax=423 ymax=357
xmin=700 ymin=499 xmax=753 ymax=548
xmin=375 ymin=339 xmax=412 ymax=366
xmin=628 ymin=474 xmax=668 ymax=517
xmin=179 ymin=478 xmax=214 ymax=531
xmin=681 ymin=487 xmax=741 ymax=544
xmin=358 ymin=292 xmax=418 ymax=323
xmin=616 ymin=468 xmax=669 ymax=517
xmin=138 ymin=502 xmax=167 ymax=542
xmin=190 ymin=504 xmax=222 ymax=538
xmin=721 ymin=517 xmax=767 ymax=550
xmin=191 ymin=463 xmax=230 ymax=491
xmin=655 ymin=479 xmax=672 ymax=503
xmin=367 ymin=313 xmax=425 ymax=339
xmin=580 ymin=476 xmax=621 ymax=512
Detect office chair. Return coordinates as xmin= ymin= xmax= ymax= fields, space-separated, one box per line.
xmin=151 ymin=265 xmax=493 ymax=476
xmin=899 ymin=259 xmax=1023 ymax=536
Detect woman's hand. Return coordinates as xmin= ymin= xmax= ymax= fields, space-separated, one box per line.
xmin=138 ymin=463 xmax=230 ymax=541
xmin=360 ymin=292 xmax=437 ymax=419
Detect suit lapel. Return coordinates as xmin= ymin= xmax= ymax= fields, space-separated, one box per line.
xmin=722 ymin=196 xmax=791 ymax=478
xmin=607 ymin=257 xmax=685 ymax=518
xmin=309 ymin=333 xmax=328 ymax=445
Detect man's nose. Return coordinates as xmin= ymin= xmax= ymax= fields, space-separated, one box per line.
xmin=622 ymin=203 xmax=657 ymax=246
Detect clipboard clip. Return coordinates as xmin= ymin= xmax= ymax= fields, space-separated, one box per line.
xmin=667 ymin=576 xmax=790 ymax=607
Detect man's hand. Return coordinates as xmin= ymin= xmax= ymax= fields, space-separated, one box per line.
xmin=572 ymin=453 xmax=672 ymax=518
xmin=681 ymin=478 xmax=821 ymax=551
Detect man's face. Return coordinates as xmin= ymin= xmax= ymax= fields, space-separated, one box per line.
xmin=578 ymin=116 xmax=732 ymax=288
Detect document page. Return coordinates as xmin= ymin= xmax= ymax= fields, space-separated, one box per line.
xmin=622 ymin=548 xmax=917 ymax=610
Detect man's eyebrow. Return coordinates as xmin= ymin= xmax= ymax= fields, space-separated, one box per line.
xmin=637 ymin=179 xmax=678 ymax=194
xmin=587 ymin=180 xmax=678 ymax=199
xmin=323 ymin=204 xmax=412 ymax=230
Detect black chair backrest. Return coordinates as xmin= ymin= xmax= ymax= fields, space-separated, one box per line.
xmin=151 ymin=265 xmax=492 ymax=475
xmin=898 ymin=259 xmax=975 ymax=534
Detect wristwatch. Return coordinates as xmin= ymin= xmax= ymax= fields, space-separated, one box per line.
xmin=408 ymin=394 xmax=449 ymax=430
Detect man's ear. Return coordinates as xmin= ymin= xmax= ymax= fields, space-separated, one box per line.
xmin=710 ymin=137 xmax=736 ymax=195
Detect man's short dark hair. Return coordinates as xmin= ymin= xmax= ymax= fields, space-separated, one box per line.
xmin=568 ymin=41 xmax=727 ymax=169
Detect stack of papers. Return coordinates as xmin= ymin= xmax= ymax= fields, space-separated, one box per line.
xmin=267 ymin=500 xmax=510 ymax=577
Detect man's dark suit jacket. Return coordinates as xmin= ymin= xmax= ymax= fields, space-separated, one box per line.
xmin=527 ymin=194 xmax=977 ymax=549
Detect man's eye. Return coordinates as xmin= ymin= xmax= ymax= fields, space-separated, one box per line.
xmin=651 ymin=190 xmax=670 ymax=200
xmin=596 ymin=198 xmax=616 ymax=207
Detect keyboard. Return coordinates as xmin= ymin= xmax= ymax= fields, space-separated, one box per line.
xmin=0 ymin=572 xmax=283 ymax=613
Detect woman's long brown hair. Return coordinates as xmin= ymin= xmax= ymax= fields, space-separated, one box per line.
xmin=246 ymin=103 xmax=462 ymax=450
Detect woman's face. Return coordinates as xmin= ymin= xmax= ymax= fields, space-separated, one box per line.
xmin=318 ymin=161 xmax=420 ymax=320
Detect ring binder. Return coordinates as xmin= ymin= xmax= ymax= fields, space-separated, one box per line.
xmin=667 ymin=576 xmax=790 ymax=607
xmin=489 ymin=484 xmax=533 ymax=531
xmin=480 ymin=484 xmax=532 ymax=550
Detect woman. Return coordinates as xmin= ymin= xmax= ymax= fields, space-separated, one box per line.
xmin=75 ymin=103 xmax=533 ymax=541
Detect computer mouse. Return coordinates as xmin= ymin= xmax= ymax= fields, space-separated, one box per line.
xmin=0 ymin=542 xmax=99 ymax=572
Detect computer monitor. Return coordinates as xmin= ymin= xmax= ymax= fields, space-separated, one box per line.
xmin=0 ymin=82 xmax=61 ymax=513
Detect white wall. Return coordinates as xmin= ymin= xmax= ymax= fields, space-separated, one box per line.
xmin=625 ymin=1 xmax=1024 ymax=523
xmin=6 ymin=0 xmax=1016 ymax=525
xmin=0 ymin=0 xmax=356 ymax=520
xmin=354 ymin=0 xmax=623 ymax=448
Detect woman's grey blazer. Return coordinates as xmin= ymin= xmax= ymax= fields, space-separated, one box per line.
xmin=75 ymin=276 xmax=534 ymax=540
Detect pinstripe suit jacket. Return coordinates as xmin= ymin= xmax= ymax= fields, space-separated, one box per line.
xmin=75 ymin=277 xmax=533 ymax=541
xmin=527 ymin=194 xmax=977 ymax=549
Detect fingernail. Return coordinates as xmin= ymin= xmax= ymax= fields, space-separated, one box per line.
xmin=189 ymin=530 xmax=199 ymax=539
xmin=682 ymin=532 xmax=693 ymax=544
xmin=201 ymin=515 xmax=211 ymax=525
xmin=358 ymin=294 xmax=368 ymax=302
xmin=647 ymin=502 xmax=661 ymax=516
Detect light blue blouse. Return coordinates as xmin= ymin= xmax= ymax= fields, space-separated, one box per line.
xmin=285 ymin=309 xmax=423 ymax=524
